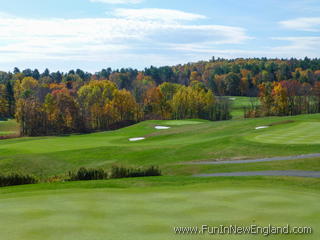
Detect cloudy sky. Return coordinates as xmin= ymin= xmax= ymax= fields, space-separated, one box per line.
xmin=0 ymin=0 xmax=319 ymax=72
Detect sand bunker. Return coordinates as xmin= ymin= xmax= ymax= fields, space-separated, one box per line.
xmin=155 ymin=126 xmax=170 ymax=130
xmin=255 ymin=126 xmax=269 ymax=130
xmin=229 ymin=97 xmax=236 ymax=101
xmin=129 ymin=137 xmax=145 ymax=142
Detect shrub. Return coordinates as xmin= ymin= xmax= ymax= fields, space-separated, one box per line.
xmin=0 ymin=173 xmax=38 ymax=187
xmin=110 ymin=166 xmax=161 ymax=179
xmin=68 ymin=167 xmax=108 ymax=181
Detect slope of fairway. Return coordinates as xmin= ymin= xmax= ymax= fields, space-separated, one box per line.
xmin=0 ymin=177 xmax=319 ymax=240
xmin=249 ymin=122 xmax=320 ymax=144
xmin=1 ymin=115 xmax=320 ymax=178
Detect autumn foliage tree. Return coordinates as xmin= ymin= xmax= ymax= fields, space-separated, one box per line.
xmin=171 ymin=86 xmax=217 ymax=120
xmin=272 ymin=82 xmax=289 ymax=116
xmin=78 ymin=80 xmax=116 ymax=130
xmin=110 ymin=89 xmax=140 ymax=123
xmin=44 ymin=89 xmax=80 ymax=134
xmin=245 ymin=80 xmax=320 ymax=118
xmin=0 ymin=84 xmax=9 ymax=119
xmin=14 ymin=77 xmax=48 ymax=136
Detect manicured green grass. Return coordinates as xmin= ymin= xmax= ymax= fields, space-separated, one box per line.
xmin=249 ymin=122 xmax=320 ymax=144
xmin=0 ymin=177 xmax=319 ymax=240
xmin=1 ymin=114 xmax=320 ymax=178
xmin=0 ymin=119 xmax=19 ymax=136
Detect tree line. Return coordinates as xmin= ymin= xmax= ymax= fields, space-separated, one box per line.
xmin=1 ymin=74 xmax=228 ymax=136
xmin=1 ymin=57 xmax=320 ymax=134
xmin=245 ymin=80 xmax=320 ymax=118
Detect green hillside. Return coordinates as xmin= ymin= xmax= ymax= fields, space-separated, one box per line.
xmin=1 ymin=114 xmax=320 ymax=239
xmin=1 ymin=114 xmax=320 ymax=178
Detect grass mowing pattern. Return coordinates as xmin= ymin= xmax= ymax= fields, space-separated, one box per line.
xmin=250 ymin=122 xmax=320 ymax=145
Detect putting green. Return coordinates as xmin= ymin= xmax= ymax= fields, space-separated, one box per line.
xmin=249 ymin=122 xmax=320 ymax=145
xmin=0 ymin=179 xmax=319 ymax=240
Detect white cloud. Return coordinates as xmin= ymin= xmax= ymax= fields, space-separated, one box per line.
xmin=288 ymin=0 xmax=320 ymax=14
xmin=270 ymin=37 xmax=320 ymax=58
xmin=90 ymin=0 xmax=143 ymax=4
xmin=113 ymin=8 xmax=206 ymax=22
xmin=0 ymin=14 xmax=250 ymax=64
xmin=170 ymin=36 xmax=320 ymax=60
xmin=279 ymin=17 xmax=320 ymax=31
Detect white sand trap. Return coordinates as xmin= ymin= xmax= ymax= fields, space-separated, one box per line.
xmin=229 ymin=97 xmax=236 ymax=101
xmin=255 ymin=126 xmax=269 ymax=130
xmin=129 ymin=137 xmax=145 ymax=142
xmin=155 ymin=126 xmax=171 ymax=130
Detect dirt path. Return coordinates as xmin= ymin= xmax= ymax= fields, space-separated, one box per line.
xmin=195 ymin=170 xmax=320 ymax=178
xmin=187 ymin=153 xmax=320 ymax=165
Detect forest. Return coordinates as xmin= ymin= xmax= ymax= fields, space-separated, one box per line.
xmin=1 ymin=57 xmax=320 ymax=136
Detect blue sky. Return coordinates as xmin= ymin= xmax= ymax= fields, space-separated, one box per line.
xmin=0 ymin=0 xmax=319 ymax=72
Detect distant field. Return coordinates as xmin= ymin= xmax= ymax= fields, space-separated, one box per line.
xmin=229 ymin=96 xmax=259 ymax=119
xmin=161 ymin=119 xmax=205 ymax=125
xmin=0 ymin=119 xmax=19 ymax=136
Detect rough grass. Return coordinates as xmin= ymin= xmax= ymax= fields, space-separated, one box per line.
xmin=0 ymin=177 xmax=319 ymax=240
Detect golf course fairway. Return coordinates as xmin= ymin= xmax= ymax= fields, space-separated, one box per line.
xmin=1 ymin=114 xmax=320 ymax=178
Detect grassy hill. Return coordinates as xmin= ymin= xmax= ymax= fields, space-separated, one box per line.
xmin=1 ymin=114 xmax=320 ymax=239
xmin=1 ymin=114 xmax=320 ymax=178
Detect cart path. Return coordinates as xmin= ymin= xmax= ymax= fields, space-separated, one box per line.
xmin=186 ymin=153 xmax=320 ymax=165
xmin=194 ymin=170 xmax=320 ymax=178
